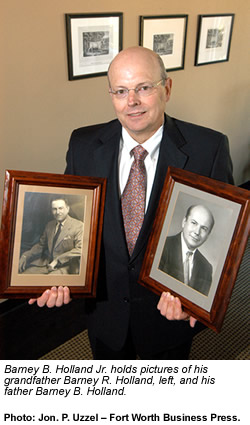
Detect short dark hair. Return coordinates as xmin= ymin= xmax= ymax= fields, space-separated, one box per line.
xmin=50 ymin=197 xmax=69 ymax=207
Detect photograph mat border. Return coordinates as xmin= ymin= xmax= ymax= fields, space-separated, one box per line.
xmin=0 ymin=170 xmax=106 ymax=298
xmin=140 ymin=15 xmax=188 ymax=71
xmin=150 ymin=182 xmax=241 ymax=311
xmin=10 ymin=185 xmax=93 ymax=287
xmin=195 ymin=14 xmax=234 ymax=65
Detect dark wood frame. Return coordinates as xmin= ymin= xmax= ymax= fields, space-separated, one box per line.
xmin=139 ymin=167 xmax=249 ymax=332
xmin=139 ymin=15 xmax=188 ymax=72
xmin=0 ymin=170 xmax=106 ymax=298
xmin=195 ymin=14 xmax=235 ymax=66
xmin=65 ymin=12 xmax=123 ymax=80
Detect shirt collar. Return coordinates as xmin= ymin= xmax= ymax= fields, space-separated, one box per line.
xmin=121 ymin=125 xmax=163 ymax=159
xmin=181 ymin=232 xmax=196 ymax=260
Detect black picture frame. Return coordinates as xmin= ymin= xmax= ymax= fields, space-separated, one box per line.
xmin=195 ymin=14 xmax=235 ymax=66
xmin=139 ymin=15 xmax=188 ymax=72
xmin=65 ymin=12 xmax=123 ymax=80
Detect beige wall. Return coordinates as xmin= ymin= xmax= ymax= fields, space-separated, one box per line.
xmin=1 ymin=0 xmax=250 ymax=214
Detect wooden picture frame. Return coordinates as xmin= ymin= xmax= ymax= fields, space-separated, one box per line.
xmin=0 ymin=170 xmax=106 ymax=298
xmin=65 ymin=12 xmax=123 ymax=80
xmin=139 ymin=167 xmax=249 ymax=332
xmin=139 ymin=15 xmax=188 ymax=72
xmin=195 ymin=14 xmax=235 ymax=66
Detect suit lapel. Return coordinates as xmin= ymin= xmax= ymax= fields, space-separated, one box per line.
xmin=92 ymin=122 xmax=128 ymax=256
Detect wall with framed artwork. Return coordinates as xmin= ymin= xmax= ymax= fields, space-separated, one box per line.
xmin=1 ymin=0 xmax=250 ymax=219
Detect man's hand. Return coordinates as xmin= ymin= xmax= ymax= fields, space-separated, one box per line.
xmin=28 ymin=286 xmax=71 ymax=308
xmin=47 ymin=259 xmax=58 ymax=272
xmin=157 ymin=291 xmax=197 ymax=328
xmin=19 ymin=255 xmax=27 ymax=273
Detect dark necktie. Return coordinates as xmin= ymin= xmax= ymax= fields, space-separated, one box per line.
xmin=51 ymin=223 xmax=62 ymax=257
xmin=121 ymin=145 xmax=148 ymax=256
xmin=183 ymin=250 xmax=193 ymax=284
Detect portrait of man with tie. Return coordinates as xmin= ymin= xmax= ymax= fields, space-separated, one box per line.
xmin=159 ymin=204 xmax=215 ymax=296
xmin=18 ymin=196 xmax=84 ymax=275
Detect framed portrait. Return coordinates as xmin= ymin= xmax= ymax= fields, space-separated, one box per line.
xmin=139 ymin=167 xmax=249 ymax=332
xmin=139 ymin=15 xmax=188 ymax=71
xmin=195 ymin=14 xmax=235 ymax=66
xmin=65 ymin=12 xmax=123 ymax=80
xmin=0 ymin=170 xmax=106 ymax=298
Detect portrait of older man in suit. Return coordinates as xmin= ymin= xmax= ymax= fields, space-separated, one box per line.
xmin=18 ymin=197 xmax=83 ymax=275
xmin=159 ymin=204 xmax=215 ymax=296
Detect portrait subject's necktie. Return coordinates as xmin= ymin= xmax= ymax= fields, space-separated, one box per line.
xmin=51 ymin=223 xmax=62 ymax=256
xmin=183 ymin=251 xmax=193 ymax=284
xmin=121 ymin=145 xmax=148 ymax=256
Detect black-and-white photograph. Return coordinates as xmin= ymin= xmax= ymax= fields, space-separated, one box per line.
xmin=195 ymin=14 xmax=234 ymax=66
xmin=139 ymin=15 xmax=188 ymax=71
xmin=139 ymin=167 xmax=249 ymax=332
xmin=206 ymin=28 xmax=224 ymax=49
xmin=82 ymin=31 xmax=109 ymax=57
xmin=158 ymin=201 xmax=215 ymax=297
xmin=153 ymin=34 xmax=174 ymax=55
xmin=18 ymin=192 xmax=85 ymax=276
xmin=65 ymin=13 xmax=123 ymax=80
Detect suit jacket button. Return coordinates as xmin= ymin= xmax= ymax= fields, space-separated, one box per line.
xmin=123 ymin=297 xmax=130 ymax=303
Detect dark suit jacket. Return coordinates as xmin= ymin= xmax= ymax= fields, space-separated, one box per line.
xmin=65 ymin=114 xmax=233 ymax=356
xmin=159 ymin=233 xmax=212 ymax=296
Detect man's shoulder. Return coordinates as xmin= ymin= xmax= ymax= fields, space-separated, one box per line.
xmin=71 ymin=118 xmax=121 ymax=140
xmin=66 ymin=215 xmax=83 ymax=226
xmin=195 ymin=249 xmax=212 ymax=271
xmin=167 ymin=115 xmax=227 ymax=143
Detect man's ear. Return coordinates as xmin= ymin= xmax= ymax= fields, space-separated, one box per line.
xmin=182 ymin=217 xmax=187 ymax=229
xmin=164 ymin=77 xmax=172 ymax=102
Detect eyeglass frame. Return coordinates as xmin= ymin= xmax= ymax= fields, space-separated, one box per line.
xmin=108 ymin=79 xmax=166 ymax=99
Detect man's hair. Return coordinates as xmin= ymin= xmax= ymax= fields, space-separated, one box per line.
xmin=50 ymin=197 xmax=69 ymax=207
xmin=185 ymin=204 xmax=215 ymax=232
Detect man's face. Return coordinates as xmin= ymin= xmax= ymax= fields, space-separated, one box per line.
xmin=51 ymin=200 xmax=69 ymax=222
xmin=108 ymin=48 xmax=172 ymax=143
xmin=182 ymin=206 xmax=213 ymax=250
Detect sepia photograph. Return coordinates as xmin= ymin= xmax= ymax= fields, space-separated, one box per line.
xmin=0 ymin=170 xmax=106 ymax=297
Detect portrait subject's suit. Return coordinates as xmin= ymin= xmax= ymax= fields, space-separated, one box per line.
xmin=23 ymin=215 xmax=83 ymax=274
xmin=159 ymin=233 xmax=212 ymax=296
xmin=65 ymin=114 xmax=233 ymax=356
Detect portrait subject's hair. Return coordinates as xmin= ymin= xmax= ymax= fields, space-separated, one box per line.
xmin=50 ymin=197 xmax=69 ymax=207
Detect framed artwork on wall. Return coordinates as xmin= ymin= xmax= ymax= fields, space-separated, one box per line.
xmin=195 ymin=14 xmax=235 ymax=66
xmin=139 ymin=15 xmax=188 ymax=72
xmin=139 ymin=167 xmax=249 ymax=332
xmin=65 ymin=13 xmax=123 ymax=80
xmin=0 ymin=170 xmax=106 ymax=298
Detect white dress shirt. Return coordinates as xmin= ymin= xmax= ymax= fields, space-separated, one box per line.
xmin=118 ymin=125 xmax=163 ymax=211
xmin=181 ymin=233 xmax=196 ymax=280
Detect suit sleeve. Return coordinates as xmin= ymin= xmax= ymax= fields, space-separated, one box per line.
xmin=210 ymin=135 xmax=234 ymax=184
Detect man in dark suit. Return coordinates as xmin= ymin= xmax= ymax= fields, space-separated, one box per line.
xmin=19 ymin=197 xmax=83 ymax=274
xmin=29 ymin=46 xmax=233 ymax=359
xmin=159 ymin=205 xmax=215 ymax=296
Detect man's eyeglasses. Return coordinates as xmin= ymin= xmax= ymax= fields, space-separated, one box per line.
xmin=109 ymin=79 xmax=165 ymax=99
